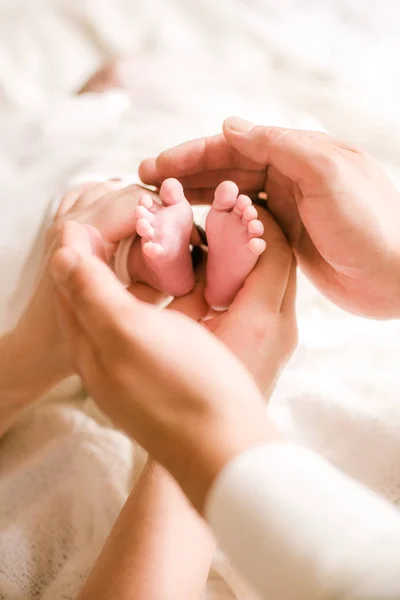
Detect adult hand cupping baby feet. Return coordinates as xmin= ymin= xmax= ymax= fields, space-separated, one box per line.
xmin=51 ymin=220 xmax=278 ymax=513
xmin=140 ymin=117 xmax=400 ymax=319
xmin=50 ymin=203 xmax=294 ymax=509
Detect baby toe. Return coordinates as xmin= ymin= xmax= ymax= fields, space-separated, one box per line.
xmin=136 ymin=218 xmax=155 ymax=239
xmin=160 ymin=178 xmax=186 ymax=205
xmin=242 ymin=204 xmax=258 ymax=222
xmin=233 ymin=194 xmax=252 ymax=216
xmin=213 ymin=181 xmax=239 ymax=211
xmin=143 ymin=241 xmax=164 ymax=257
xmin=248 ymin=237 xmax=267 ymax=256
xmin=138 ymin=193 xmax=154 ymax=210
xmin=247 ymin=219 xmax=264 ymax=237
xmin=136 ymin=205 xmax=155 ymax=222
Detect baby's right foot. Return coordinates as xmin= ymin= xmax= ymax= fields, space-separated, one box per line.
xmin=127 ymin=179 xmax=195 ymax=297
xmin=205 ymin=181 xmax=266 ymax=310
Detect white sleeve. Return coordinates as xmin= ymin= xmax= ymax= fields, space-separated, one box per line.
xmin=205 ymin=443 xmax=400 ymax=600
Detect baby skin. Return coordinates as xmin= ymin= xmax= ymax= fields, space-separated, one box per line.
xmin=126 ymin=178 xmax=266 ymax=309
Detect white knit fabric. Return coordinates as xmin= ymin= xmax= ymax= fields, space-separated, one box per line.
xmin=0 ymin=2 xmax=400 ymax=599
xmin=207 ymin=444 xmax=400 ymax=600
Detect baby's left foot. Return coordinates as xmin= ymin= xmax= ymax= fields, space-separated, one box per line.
xmin=205 ymin=181 xmax=266 ymax=310
xmin=127 ymin=179 xmax=195 ymax=297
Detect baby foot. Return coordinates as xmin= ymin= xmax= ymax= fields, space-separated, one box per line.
xmin=205 ymin=181 xmax=266 ymax=310
xmin=127 ymin=179 xmax=195 ymax=297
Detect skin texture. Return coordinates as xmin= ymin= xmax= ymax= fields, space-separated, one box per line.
xmin=139 ymin=116 xmax=400 ymax=319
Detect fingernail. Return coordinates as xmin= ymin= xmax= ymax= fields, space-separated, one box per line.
xmin=224 ymin=116 xmax=253 ymax=134
xmin=51 ymin=248 xmax=79 ymax=285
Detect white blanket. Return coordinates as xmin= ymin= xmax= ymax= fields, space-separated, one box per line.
xmin=0 ymin=1 xmax=400 ymax=599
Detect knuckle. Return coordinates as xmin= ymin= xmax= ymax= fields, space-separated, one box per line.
xmin=313 ymin=148 xmax=345 ymax=182
xmin=253 ymin=125 xmax=279 ymax=147
xmin=254 ymin=125 xmax=293 ymax=150
xmin=253 ymin=124 xmax=273 ymax=139
xmin=67 ymin=266 xmax=93 ymax=306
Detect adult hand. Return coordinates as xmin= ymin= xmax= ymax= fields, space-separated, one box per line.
xmin=50 ymin=208 xmax=294 ymax=511
xmin=139 ymin=117 xmax=400 ymax=319
xmin=15 ymin=181 xmax=162 ymax=390
xmin=171 ymin=207 xmax=297 ymax=396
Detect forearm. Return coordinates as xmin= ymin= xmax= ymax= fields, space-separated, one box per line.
xmin=78 ymin=457 xmax=215 ymax=600
xmin=0 ymin=327 xmax=61 ymax=436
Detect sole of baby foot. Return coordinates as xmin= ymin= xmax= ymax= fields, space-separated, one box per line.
xmin=127 ymin=179 xmax=196 ymax=297
xmin=205 ymin=181 xmax=266 ymax=310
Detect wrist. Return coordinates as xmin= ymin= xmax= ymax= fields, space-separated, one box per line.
xmin=0 ymin=324 xmax=65 ymax=408
xmin=15 ymin=286 xmax=72 ymax=391
xmin=174 ymin=413 xmax=282 ymax=515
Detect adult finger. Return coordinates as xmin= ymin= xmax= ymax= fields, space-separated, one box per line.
xmin=59 ymin=219 xmax=92 ymax=255
xmin=280 ymin=258 xmax=297 ymax=315
xmin=128 ymin=281 xmax=168 ymax=306
xmin=223 ymin=117 xmax=334 ymax=185
xmin=55 ymin=288 xmax=99 ymax=379
xmin=81 ymin=184 xmax=150 ymax=242
xmin=54 ymin=225 xmax=106 ymax=372
xmin=231 ymin=208 xmax=294 ymax=315
xmin=51 ymin=227 xmax=146 ymax=351
xmin=178 ymin=168 xmax=266 ymax=191
xmin=183 ymin=188 xmax=216 ymax=205
xmin=183 ymin=188 xmax=258 ymax=205
xmin=168 ymin=286 xmax=208 ymax=320
xmin=139 ymin=134 xmax=263 ymax=184
xmin=56 ymin=182 xmax=106 ymax=218
xmin=58 ymin=219 xmax=106 ymax=264
xmin=73 ymin=180 xmax=126 ymax=211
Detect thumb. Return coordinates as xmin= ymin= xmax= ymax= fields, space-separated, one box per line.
xmin=223 ymin=117 xmax=330 ymax=183
xmin=51 ymin=225 xmax=145 ymax=349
